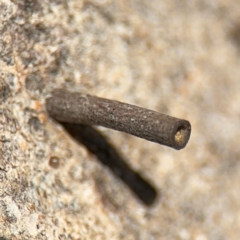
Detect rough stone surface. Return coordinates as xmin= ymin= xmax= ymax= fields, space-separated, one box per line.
xmin=1 ymin=0 xmax=240 ymax=239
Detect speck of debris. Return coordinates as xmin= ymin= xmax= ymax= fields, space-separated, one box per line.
xmin=49 ymin=156 xmax=60 ymax=169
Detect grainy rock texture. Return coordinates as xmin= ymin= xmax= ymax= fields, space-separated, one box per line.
xmin=1 ymin=0 xmax=240 ymax=239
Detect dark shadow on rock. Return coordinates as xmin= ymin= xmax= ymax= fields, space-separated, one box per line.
xmin=229 ymin=22 xmax=240 ymax=52
xmin=62 ymin=123 xmax=159 ymax=206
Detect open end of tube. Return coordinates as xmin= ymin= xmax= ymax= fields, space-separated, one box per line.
xmin=174 ymin=122 xmax=191 ymax=149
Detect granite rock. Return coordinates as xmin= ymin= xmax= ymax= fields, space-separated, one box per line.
xmin=1 ymin=0 xmax=240 ymax=239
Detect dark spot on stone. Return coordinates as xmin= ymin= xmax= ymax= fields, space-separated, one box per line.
xmin=0 ymin=110 xmax=19 ymax=135
xmin=11 ymin=0 xmax=42 ymax=14
xmin=0 ymin=171 xmax=6 ymax=182
xmin=23 ymin=22 xmax=50 ymax=42
xmin=0 ymin=237 xmax=10 ymax=240
xmin=229 ymin=22 xmax=240 ymax=51
xmin=6 ymin=73 xmax=15 ymax=87
xmin=28 ymin=117 xmax=46 ymax=140
xmin=43 ymin=190 xmax=47 ymax=199
xmin=0 ymin=80 xmax=11 ymax=101
xmin=25 ymin=73 xmax=44 ymax=93
xmin=0 ymin=21 xmax=14 ymax=66
xmin=36 ymin=149 xmax=45 ymax=159
xmin=49 ymin=156 xmax=60 ymax=169
xmin=0 ymin=3 xmax=14 ymax=22
xmin=29 ymin=117 xmax=42 ymax=132
xmin=0 ymin=42 xmax=14 ymax=65
xmin=4 ymin=209 xmax=17 ymax=224
xmin=46 ymin=46 xmax=70 ymax=75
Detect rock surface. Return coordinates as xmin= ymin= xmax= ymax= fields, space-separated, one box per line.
xmin=1 ymin=0 xmax=240 ymax=239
